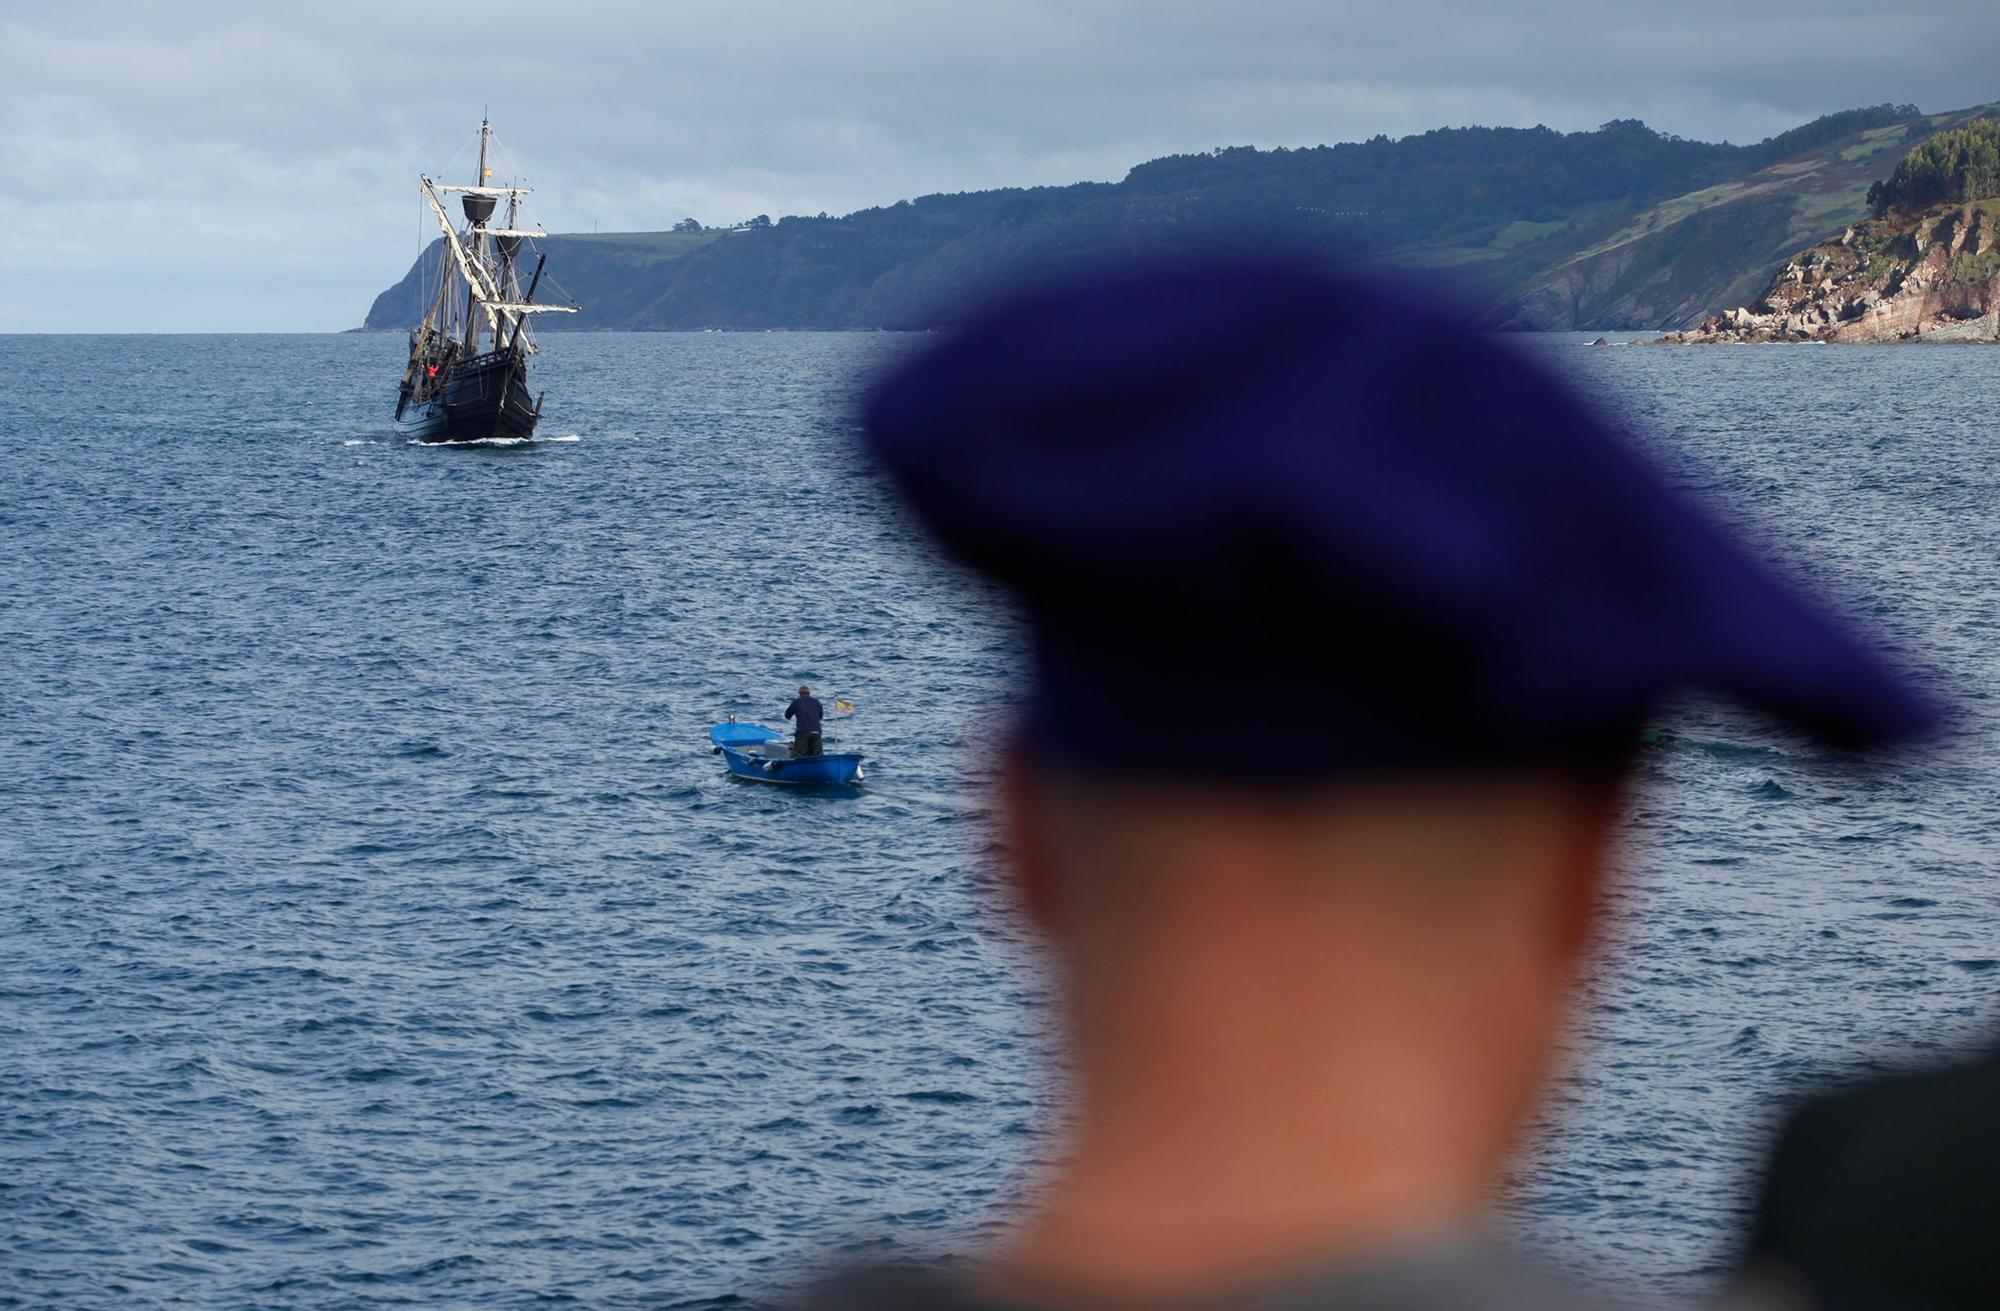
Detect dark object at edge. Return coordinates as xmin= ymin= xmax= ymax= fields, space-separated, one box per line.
xmin=1744 ymin=1046 xmax=2000 ymax=1310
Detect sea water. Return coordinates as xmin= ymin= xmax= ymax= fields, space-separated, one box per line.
xmin=3 ymin=332 xmax=1997 ymax=1308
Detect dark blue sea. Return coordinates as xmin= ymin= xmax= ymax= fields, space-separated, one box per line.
xmin=4 ymin=331 xmax=1997 ymax=1309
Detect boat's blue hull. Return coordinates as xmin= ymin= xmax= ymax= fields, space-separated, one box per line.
xmin=716 ymin=745 xmax=865 ymax=785
xmin=710 ymin=721 xmax=865 ymax=786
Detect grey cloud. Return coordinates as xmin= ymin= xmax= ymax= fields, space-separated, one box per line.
xmin=4 ymin=1 xmax=1998 ymax=329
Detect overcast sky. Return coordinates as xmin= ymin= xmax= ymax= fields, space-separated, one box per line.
xmin=6 ymin=1 xmax=2000 ymax=331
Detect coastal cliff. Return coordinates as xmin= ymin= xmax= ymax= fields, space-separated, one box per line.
xmin=1656 ymin=120 xmax=2000 ymax=343
xmin=1652 ymin=201 xmax=2000 ymax=343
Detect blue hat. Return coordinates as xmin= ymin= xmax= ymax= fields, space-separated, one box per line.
xmin=861 ymin=254 xmax=1938 ymax=779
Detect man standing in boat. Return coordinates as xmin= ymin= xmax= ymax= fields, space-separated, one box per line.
xmin=785 ymin=685 xmax=824 ymax=757
xmin=783 ymin=254 xmax=1936 ymax=1310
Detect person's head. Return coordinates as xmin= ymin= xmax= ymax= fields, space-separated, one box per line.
xmin=860 ymin=252 xmax=1934 ymax=1291
xmin=799 ymin=684 xmax=811 ymax=697
xmin=1003 ymin=752 xmax=1624 ymax=1197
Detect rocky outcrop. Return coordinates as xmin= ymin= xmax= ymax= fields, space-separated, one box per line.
xmin=1652 ymin=201 xmax=2000 ymax=343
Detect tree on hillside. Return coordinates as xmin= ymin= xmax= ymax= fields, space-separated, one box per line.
xmin=1868 ymin=119 xmax=2000 ymax=214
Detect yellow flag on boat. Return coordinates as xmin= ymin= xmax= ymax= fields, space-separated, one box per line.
xmin=833 ymin=697 xmax=855 ymax=715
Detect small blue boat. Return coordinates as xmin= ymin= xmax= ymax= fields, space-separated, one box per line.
xmin=709 ymin=722 xmax=865 ymax=786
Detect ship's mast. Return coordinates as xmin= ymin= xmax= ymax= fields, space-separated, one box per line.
xmin=501 ymin=188 xmax=521 ymax=314
xmin=411 ymin=118 xmax=575 ymax=363
xmin=462 ymin=115 xmax=493 ymax=351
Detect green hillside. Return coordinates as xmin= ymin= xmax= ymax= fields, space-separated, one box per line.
xmin=1493 ymin=103 xmax=2000 ymax=328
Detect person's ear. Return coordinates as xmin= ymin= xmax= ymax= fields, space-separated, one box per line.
xmin=999 ymin=738 xmax=1060 ymax=935
xmin=1554 ymin=774 xmax=1627 ymax=966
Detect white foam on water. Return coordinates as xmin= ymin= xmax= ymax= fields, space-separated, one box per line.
xmin=343 ymin=440 xmax=371 ymax=447
xmin=408 ymin=432 xmax=582 ymax=449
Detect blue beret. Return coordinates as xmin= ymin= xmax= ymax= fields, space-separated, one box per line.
xmin=861 ymin=255 xmax=1938 ymax=779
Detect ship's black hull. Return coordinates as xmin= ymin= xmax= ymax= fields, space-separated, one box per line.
xmin=395 ymin=347 xmax=540 ymax=444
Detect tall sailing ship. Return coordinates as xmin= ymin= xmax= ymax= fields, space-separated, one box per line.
xmin=395 ymin=118 xmax=578 ymax=443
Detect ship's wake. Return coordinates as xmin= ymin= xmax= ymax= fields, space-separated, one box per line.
xmin=407 ymin=432 xmax=582 ymax=448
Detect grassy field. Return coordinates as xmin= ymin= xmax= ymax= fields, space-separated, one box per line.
xmin=551 ymin=230 xmax=728 ymax=263
xmin=1840 ymin=123 xmax=1912 ymax=162
xmin=1490 ymin=218 xmax=1570 ymax=249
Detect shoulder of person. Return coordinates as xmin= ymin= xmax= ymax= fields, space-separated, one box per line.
xmin=780 ymin=1247 xmax=1680 ymax=1311
xmin=782 ymin=1264 xmax=990 ymax=1311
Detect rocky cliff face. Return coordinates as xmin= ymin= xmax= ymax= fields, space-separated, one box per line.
xmin=1653 ymin=201 xmax=2000 ymax=343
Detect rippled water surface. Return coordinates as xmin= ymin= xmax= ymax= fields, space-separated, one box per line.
xmin=4 ymin=332 xmax=1998 ymax=1308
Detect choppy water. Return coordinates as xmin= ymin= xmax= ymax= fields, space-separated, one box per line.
xmin=3 ymin=331 xmax=1996 ymax=1308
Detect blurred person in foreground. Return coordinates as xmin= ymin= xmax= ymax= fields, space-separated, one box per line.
xmin=791 ymin=255 xmax=1934 ymax=1310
